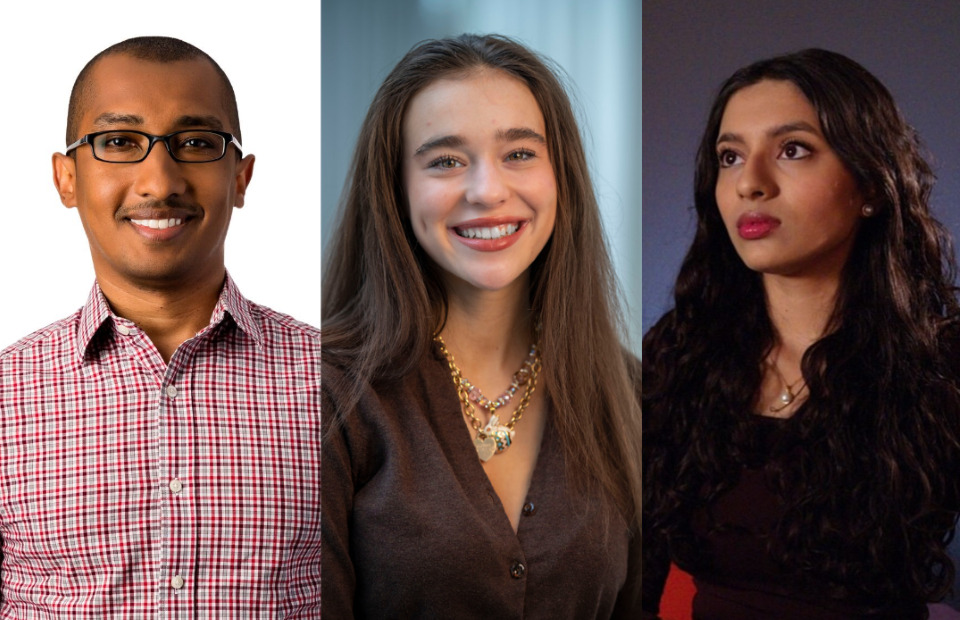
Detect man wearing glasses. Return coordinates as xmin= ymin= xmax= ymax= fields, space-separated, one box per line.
xmin=0 ymin=37 xmax=320 ymax=616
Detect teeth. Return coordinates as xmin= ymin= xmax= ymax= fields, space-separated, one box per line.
xmin=130 ymin=218 xmax=183 ymax=229
xmin=457 ymin=223 xmax=519 ymax=240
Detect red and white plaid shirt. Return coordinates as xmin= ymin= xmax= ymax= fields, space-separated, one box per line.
xmin=0 ymin=275 xmax=320 ymax=618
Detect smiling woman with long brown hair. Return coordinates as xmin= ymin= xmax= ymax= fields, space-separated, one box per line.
xmin=322 ymin=34 xmax=641 ymax=618
xmin=643 ymin=49 xmax=960 ymax=618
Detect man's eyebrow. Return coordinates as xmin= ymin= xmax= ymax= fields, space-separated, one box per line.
xmin=93 ymin=113 xmax=144 ymax=127
xmin=90 ymin=114 xmax=225 ymax=131
xmin=414 ymin=127 xmax=546 ymax=156
xmin=716 ymin=121 xmax=821 ymax=146
xmin=172 ymin=115 xmax=225 ymax=130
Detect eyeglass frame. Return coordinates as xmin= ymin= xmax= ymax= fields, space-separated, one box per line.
xmin=65 ymin=129 xmax=243 ymax=163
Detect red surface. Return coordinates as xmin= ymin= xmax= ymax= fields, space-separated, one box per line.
xmin=660 ymin=563 xmax=696 ymax=620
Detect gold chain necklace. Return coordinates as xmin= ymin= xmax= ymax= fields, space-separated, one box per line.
xmin=767 ymin=351 xmax=806 ymax=414
xmin=434 ymin=334 xmax=542 ymax=462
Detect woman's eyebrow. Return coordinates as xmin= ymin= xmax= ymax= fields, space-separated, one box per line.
xmin=414 ymin=127 xmax=547 ymax=157
xmin=716 ymin=121 xmax=821 ymax=146
xmin=414 ymin=135 xmax=464 ymax=156
xmin=498 ymin=127 xmax=546 ymax=144
xmin=769 ymin=121 xmax=820 ymax=138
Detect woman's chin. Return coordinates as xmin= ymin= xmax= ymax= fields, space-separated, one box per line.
xmin=442 ymin=268 xmax=531 ymax=297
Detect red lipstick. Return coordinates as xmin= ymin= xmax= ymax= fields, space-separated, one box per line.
xmin=450 ymin=218 xmax=527 ymax=252
xmin=736 ymin=213 xmax=780 ymax=240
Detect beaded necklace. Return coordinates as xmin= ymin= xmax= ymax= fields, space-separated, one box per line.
xmin=434 ymin=335 xmax=541 ymax=462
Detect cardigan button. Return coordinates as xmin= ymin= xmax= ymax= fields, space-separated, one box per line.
xmin=510 ymin=561 xmax=526 ymax=579
xmin=521 ymin=501 xmax=537 ymax=516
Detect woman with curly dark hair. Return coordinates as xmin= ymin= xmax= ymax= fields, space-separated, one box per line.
xmin=323 ymin=34 xmax=641 ymax=618
xmin=643 ymin=49 xmax=960 ymax=618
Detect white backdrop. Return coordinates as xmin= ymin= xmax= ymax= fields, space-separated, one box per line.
xmin=0 ymin=3 xmax=321 ymax=349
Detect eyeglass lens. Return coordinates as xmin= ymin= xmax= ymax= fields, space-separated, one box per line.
xmin=92 ymin=131 xmax=226 ymax=162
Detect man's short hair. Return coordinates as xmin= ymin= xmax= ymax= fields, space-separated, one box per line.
xmin=66 ymin=36 xmax=241 ymax=147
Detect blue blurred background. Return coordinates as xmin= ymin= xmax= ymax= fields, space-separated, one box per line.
xmin=321 ymin=0 xmax=641 ymax=352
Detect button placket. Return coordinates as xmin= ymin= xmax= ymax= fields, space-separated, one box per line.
xmin=158 ymin=358 xmax=197 ymax=610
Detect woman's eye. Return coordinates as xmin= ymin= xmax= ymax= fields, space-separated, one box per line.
xmin=717 ymin=149 xmax=742 ymax=168
xmin=506 ymin=149 xmax=534 ymax=162
xmin=779 ymin=141 xmax=812 ymax=160
xmin=428 ymin=156 xmax=463 ymax=169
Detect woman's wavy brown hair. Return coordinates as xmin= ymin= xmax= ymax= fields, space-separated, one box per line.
xmin=323 ymin=34 xmax=640 ymax=527
xmin=644 ymin=48 xmax=960 ymax=603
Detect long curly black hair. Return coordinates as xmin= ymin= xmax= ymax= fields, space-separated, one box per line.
xmin=643 ymin=48 xmax=960 ymax=603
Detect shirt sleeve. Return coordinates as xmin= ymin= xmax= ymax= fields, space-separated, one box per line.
xmin=320 ymin=378 xmax=357 ymax=618
xmin=612 ymin=354 xmax=643 ymax=618
xmin=611 ymin=527 xmax=642 ymax=618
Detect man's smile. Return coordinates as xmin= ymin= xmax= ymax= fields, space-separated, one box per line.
xmin=121 ymin=207 xmax=196 ymax=242
xmin=129 ymin=217 xmax=183 ymax=229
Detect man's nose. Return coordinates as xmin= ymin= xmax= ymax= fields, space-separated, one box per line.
xmin=132 ymin=140 xmax=188 ymax=199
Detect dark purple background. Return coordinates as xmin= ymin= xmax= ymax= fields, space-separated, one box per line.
xmin=642 ymin=1 xmax=960 ymax=604
xmin=643 ymin=0 xmax=960 ymax=332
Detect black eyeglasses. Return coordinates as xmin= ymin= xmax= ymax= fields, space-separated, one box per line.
xmin=65 ymin=129 xmax=243 ymax=163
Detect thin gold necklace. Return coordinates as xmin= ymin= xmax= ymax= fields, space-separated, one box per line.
xmin=767 ymin=352 xmax=806 ymax=413
xmin=434 ymin=334 xmax=541 ymax=462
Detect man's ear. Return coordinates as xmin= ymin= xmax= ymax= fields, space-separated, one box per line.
xmin=233 ymin=154 xmax=255 ymax=208
xmin=52 ymin=153 xmax=78 ymax=208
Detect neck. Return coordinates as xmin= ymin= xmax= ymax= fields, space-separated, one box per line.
xmin=763 ymin=272 xmax=840 ymax=360
xmin=97 ymin=268 xmax=226 ymax=363
xmin=438 ymin=274 xmax=535 ymax=376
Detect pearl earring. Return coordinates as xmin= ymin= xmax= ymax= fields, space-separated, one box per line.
xmin=861 ymin=204 xmax=875 ymax=217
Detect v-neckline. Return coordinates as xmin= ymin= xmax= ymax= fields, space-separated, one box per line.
xmin=430 ymin=348 xmax=552 ymax=538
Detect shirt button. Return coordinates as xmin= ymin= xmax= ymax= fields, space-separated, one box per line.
xmin=510 ymin=562 xmax=526 ymax=579
xmin=165 ymin=385 xmax=178 ymax=398
xmin=116 ymin=324 xmax=131 ymax=336
xmin=169 ymin=479 xmax=183 ymax=493
xmin=522 ymin=501 xmax=537 ymax=516
xmin=170 ymin=574 xmax=185 ymax=589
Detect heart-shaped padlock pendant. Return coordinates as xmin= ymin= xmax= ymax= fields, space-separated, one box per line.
xmin=474 ymin=435 xmax=497 ymax=462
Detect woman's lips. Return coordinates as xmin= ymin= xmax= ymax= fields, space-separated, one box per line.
xmin=736 ymin=213 xmax=781 ymax=240
xmin=450 ymin=219 xmax=527 ymax=252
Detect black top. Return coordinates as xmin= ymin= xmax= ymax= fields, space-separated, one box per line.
xmin=322 ymin=346 xmax=641 ymax=619
xmin=643 ymin=414 xmax=932 ymax=619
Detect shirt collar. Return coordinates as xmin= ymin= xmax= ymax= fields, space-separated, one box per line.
xmin=213 ymin=272 xmax=264 ymax=347
xmin=76 ymin=282 xmax=113 ymax=359
xmin=76 ymin=272 xmax=264 ymax=360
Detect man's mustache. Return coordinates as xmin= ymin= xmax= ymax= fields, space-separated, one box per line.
xmin=115 ymin=199 xmax=202 ymax=222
